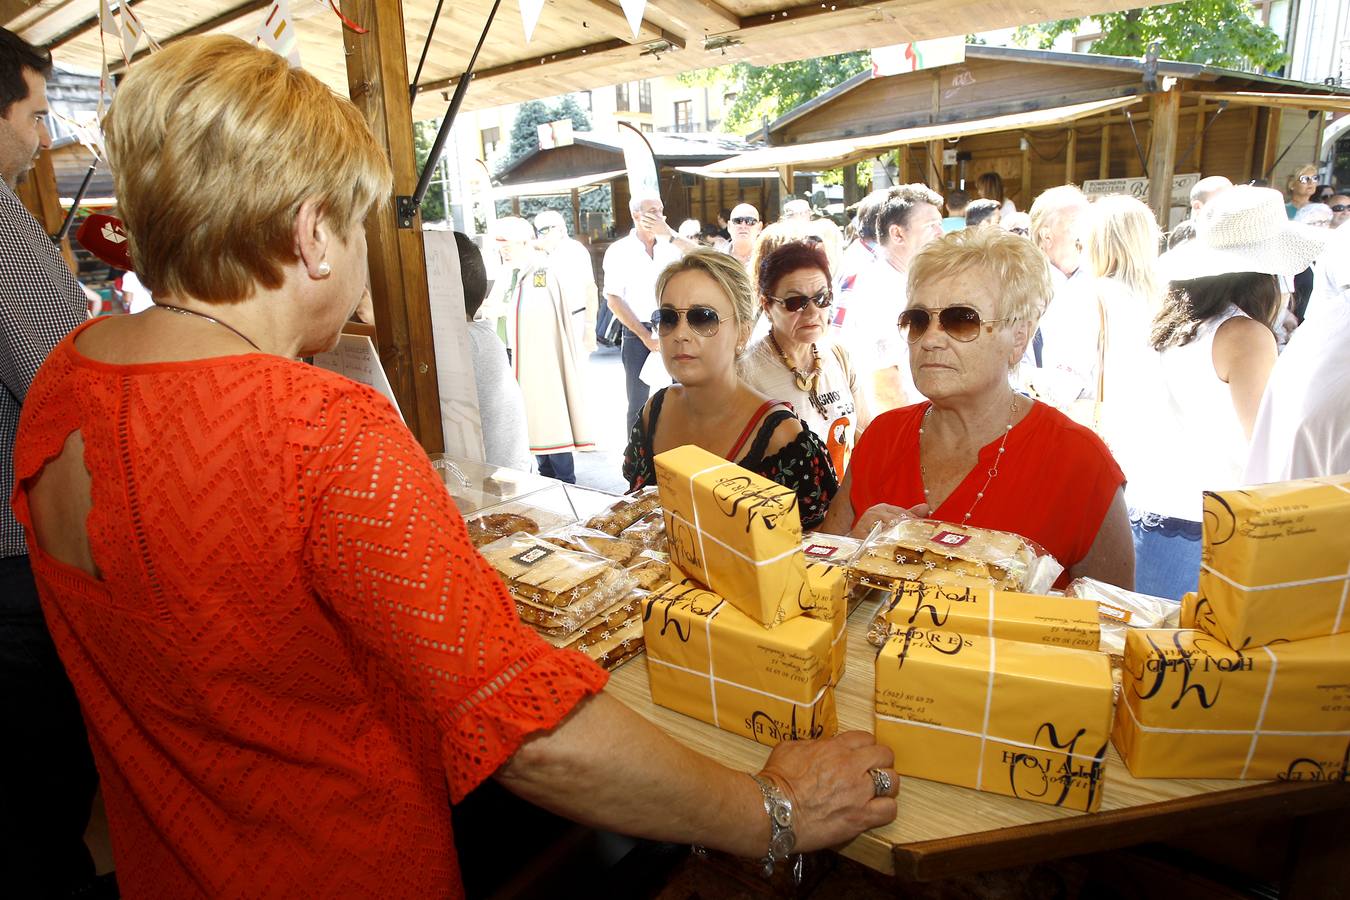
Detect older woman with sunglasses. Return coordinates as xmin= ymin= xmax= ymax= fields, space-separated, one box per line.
xmin=741 ymin=240 xmax=869 ymax=478
xmin=820 ymin=228 xmax=1134 ymax=589
xmin=622 ymin=249 xmax=838 ymax=528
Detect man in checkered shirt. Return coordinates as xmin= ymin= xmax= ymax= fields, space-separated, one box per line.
xmin=0 ymin=27 xmax=101 ymax=895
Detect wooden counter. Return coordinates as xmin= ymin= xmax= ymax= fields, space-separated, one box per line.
xmin=605 ymin=591 xmax=1350 ymax=883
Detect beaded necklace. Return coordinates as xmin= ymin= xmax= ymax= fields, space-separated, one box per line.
xmin=918 ymin=396 xmax=1019 ymax=525
xmin=768 ymin=332 xmax=826 ymax=418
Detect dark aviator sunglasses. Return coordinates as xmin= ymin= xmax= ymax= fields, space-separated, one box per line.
xmin=764 ymin=289 xmax=832 ymax=313
xmin=652 ymin=305 xmax=722 ymax=337
xmin=899 ymin=305 xmax=1008 ymax=343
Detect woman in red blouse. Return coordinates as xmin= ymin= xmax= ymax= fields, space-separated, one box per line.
xmin=820 ymin=227 xmax=1133 ymax=588
xmin=11 ymin=37 xmax=895 ymax=898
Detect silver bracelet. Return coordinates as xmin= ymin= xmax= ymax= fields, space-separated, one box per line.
xmin=751 ymin=774 xmax=796 ymax=877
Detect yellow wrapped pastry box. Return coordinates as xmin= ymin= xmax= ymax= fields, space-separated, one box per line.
xmin=1114 ymin=628 xmax=1350 ymax=781
xmin=654 ymin=445 xmax=806 ymax=627
xmin=1200 ymin=475 xmax=1350 ymax=648
xmin=797 ymin=561 xmax=847 ymax=684
xmin=881 ymin=581 xmax=1100 ymax=651
xmin=874 ymin=627 xmax=1113 ymax=811
xmin=643 ymin=578 xmax=837 ymax=745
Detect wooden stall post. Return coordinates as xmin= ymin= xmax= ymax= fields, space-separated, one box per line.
xmin=843 ymin=163 xmax=859 ymax=207
xmin=1064 ymin=126 xmax=1077 ymax=184
xmin=927 ymin=140 xmax=944 ymax=191
xmin=1099 ymin=124 xmax=1111 ymax=179
xmin=896 ymin=147 xmax=909 ymax=184
xmin=570 ymin=187 xmax=582 ymax=235
xmin=341 ymin=0 xmax=445 ymax=453
xmin=1260 ymin=108 xmax=1283 ymax=179
xmin=1019 ymin=134 xmax=1031 ymax=201
xmin=1147 ymin=89 xmax=1181 ymax=226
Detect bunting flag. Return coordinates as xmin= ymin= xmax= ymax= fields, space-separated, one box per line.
xmin=120 ymin=10 xmax=142 ymax=60
xmin=619 ymin=0 xmax=646 ymax=39
xmin=98 ymin=0 xmax=120 ymax=36
xmin=519 ymin=0 xmax=544 ymax=43
xmin=256 ymin=0 xmax=301 ymax=66
xmin=122 ymin=5 xmax=162 ymax=52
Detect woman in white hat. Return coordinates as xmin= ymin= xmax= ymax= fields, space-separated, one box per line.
xmin=1125 ymin=186 xmax=1329 ymax=600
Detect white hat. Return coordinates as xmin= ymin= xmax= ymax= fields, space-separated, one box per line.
xmin=533 ymin=209 xmax=566 ymax=232
xmin=678 ymin=218 xmax=701 ymax=238
xmin=1158 ymin=186 xmax=1329 ymax=281
xmin=730 ymin=202 xmax=760 ymax=222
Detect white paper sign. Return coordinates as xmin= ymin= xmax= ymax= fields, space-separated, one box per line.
xmin=424 ymin=229 xmax=487 ymax=462
xmin=311 ymin=334 xmax=404 ymax=421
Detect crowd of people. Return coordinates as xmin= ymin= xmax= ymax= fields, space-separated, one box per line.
xmin=4 ymin=23 xmax=1350 ymax=899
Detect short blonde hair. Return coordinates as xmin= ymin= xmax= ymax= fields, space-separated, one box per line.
xmin=907 ymin=227 xmax=1053 ymax=325
xmin=104 ymin=35 xmax=392 ymax=303
xmin=655 ymin=248 xmax=756 ymax=337
xmin=1286 ymin=164 xmax=1318 ymax=197
xmin=1083 ymin=194 xmax=1161 ymax=306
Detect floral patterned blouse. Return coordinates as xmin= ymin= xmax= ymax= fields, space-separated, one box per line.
xmin=622 ymin=387 xmax=839 ymax=529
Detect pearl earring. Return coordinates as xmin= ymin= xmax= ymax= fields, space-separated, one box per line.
xmin=316 ymin=262 xmax=332 ymax=278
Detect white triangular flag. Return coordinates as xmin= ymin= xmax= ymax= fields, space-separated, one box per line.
xmin=519 ymin=0 xmax=545 ymax=43
xmin=619 ymin=0 xmax=646 ymax=39
xmin=255 ymin=0 xmax=301 ymax=67
xmin=98 ymin=0 xmax=120 ymax=37
xmin=120 ymin=12 xmax=142 ymax=60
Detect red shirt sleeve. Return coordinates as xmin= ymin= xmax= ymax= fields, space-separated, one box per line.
xmin=297 ymin=384 xmax=607 ymax=802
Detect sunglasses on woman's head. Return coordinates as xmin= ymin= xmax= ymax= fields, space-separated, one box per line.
xmin=652 ymin=305 xmax=722 ymax=337
xmin=764 ymin=289 xmax=832 ymax=313
xmin=899 ymin=305 xmax=1008 ymax=343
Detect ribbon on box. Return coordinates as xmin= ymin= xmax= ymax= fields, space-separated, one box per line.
xmin=1123 ymin=643 xmax=1350 ymax=779
xmin=647 ymin=599 xmax=833 ymax=733
xmin=1200 ymin=560 xmax=1350 ymax=634
xmin=675 ymin=459 xmax=800 ymax=573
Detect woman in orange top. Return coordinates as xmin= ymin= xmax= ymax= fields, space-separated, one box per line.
xmin=820 ymin=227 xmax=1133 ymax=588
xmin=12 ymin=37 xmax=895 ymax=899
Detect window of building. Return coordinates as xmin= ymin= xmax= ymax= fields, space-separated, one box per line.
xmin=577 ymin=90 xmax=592 ymax=111
xmin=723 ymin=91 xmax=738 ymax=108
xmin=640 ymin=123 xmax=654 ymax=133
xmin=481 ymin=126 xmax=500 ymax=158
xmin=616 ymin=83 xmax=630 ymax=111
xmin=1071 ymin=33 xmax=1100 ymax=53
xmin=638 ymin=80 xmax=652 ymax=114
xmin=674 ymin=100 xmax=693 ymax=133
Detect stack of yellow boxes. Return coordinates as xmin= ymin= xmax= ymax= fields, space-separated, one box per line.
xmin=1114 ymin=475 xmax=1350 ymax=780
xmin=641 ymin=445 xmax=847 ymax=746
xmin=872 ymin=580 xmax=1115 ymax=811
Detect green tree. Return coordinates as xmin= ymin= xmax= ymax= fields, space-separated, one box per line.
xmin=412 ymin=119 xmax=448 ymax=223
xmin=680 ymin=51 xmax=870 ymax=134
xmin=1016 ymin=1 xmax=1286 ymax=72
xmin=492 ymin=95 xmax=607 ymax=230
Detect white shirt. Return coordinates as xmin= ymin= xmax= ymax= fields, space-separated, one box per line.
xmin=601 ymin=230 xmax=681 ymax=326
xmin=1244 ymin=300 xmax=1350 ymax=483
xmin=831 ymin=254 xmax=915 ymax=409
xmin=1301 ymin=227 xmax=1350 ymax=324
xmin=545 ymin=237 xmax=595 ymax=306
xmin=739 ymin=336 xmax=859 ymax=475
xmin=1130 ymin=305 xmax=1250 ymax=520
xmin=1034 ymin=266 xmax=1101 ymax=405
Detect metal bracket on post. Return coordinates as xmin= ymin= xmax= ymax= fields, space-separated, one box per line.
xmin=396 ymin=195 xmax=418 ymax=229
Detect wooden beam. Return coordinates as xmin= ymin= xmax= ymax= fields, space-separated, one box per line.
xmin=1259 ymin=107 xmax=1282 ymax=180
xmin=1 ymin=0 xmax=37 ymax=29
xmin=1099 ymin=123 xmax=1111 ymax=179
xmin=646 ymin=0 xmax=739 ymax=36
xmin=112 ymin=0 xmax=271 ymax=74
xmin=1065 ymin=126 xmax=1077 ymax=184
xmin=424 ymin=33 xmax=687 ymax=95
xmin=1020 ymin=136 xmax=1031 ymax=202
xmin=45 ymin=0 xmax=145 ymax=49
xmin=1146 ymin=89 xmax=1180 ymax=226
xmin=575 ymin=0 xmax=664 ymax=43
xmin=1243 ymin=107 xmax=1259 ymax=183
xmin=341 ymin=0 xmax=445 ymax=453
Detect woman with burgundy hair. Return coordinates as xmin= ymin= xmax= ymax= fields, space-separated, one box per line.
xmin=740 ymin=240 xmax=868 ymax=478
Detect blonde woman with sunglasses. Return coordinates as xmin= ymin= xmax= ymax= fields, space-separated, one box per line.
xmin=820 ymin=228 xmax=1134 ymax=590
xmin=621 ymin=249 xmax=839 ymax=528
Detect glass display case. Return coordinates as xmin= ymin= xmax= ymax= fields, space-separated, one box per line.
xmin=431 ymin=455 xmax=623 ymax=531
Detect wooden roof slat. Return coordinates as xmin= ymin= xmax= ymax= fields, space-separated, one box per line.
xmin=645 ymin=0 xmax=739 ymax=37
xmin=573 ymin=0 xmax=664 ymax=44
xmin=110 ymin=0 xmax=271 ymax=73
xmin=1195 ymin=91 xmax=1350 ymax=112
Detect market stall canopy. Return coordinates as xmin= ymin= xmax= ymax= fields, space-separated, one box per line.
xmin=702 ymin=95 xmax=1143 ymax=173
xmin=5 ymin=0 xmax=1156 ymax=120
xmin=1194 ymin=91 xmax=1350 ymax=112
xmin=490 ymin=168 xmax=625 ymax=198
